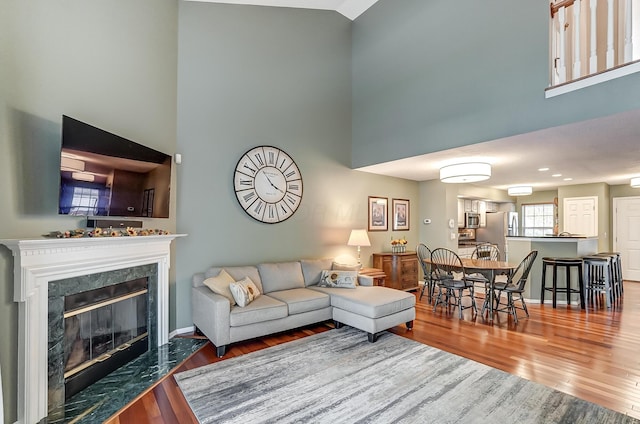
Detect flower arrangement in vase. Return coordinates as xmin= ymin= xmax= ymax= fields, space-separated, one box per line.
xmin=390 ymin=236 xmax=408 ymax=253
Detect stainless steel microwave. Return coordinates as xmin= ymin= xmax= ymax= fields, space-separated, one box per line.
xmin=465 ymin=212 xmax=480 ymax=229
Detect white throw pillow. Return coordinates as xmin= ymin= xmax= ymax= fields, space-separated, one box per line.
xmin=203 ymin=269 xmax=236 ymax=306
xmin=318 ymin=270 xmax=358 ymax=289
xmin=229 ymin=276 xmax=262 ymax=307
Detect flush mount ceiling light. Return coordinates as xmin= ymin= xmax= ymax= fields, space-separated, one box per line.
xmin=439 ymin=162 xmax=491 ymax=183
xmin=631 ymin=177 xmax=640 ymax=188
xmin=507 ymin=186 xmax=533 ymax=196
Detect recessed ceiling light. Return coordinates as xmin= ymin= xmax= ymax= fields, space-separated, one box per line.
xmin=552 ymin=173 xmax=562 ymax=177
xmin=538 ymin=167 xmax=549 ymax=171
xmin=563 ymin=177 xmax=573 ymax=181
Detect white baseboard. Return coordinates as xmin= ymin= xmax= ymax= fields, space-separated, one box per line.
xmin=169 ymin=325 xmax=196 ymax=339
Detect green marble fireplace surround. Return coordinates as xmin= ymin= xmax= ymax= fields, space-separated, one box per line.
xmin=0 ymin=235 xmax=183 ymax=424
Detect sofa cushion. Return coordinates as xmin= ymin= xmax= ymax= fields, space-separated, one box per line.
xmin=318 ymin=270 xmax=358 ymax=289
xmin=300 ymin=258 xmax=333 ymax=287
xmin=206 ymin=266 xmax=263 ymax=293
xmin=268 ymin=288 xmax=331 ymax=315
xmin=202 ymin=269 xmax=236 ymax=306
xmin=229 ymin=295 xmax=288 ymax=327
xmin=257 ymin=261 xmax=305 ymax=294
xmin=311 ymin=286 xmax=415 ymax=319
xmin=229 ymin=276 xmax=261 ymax=307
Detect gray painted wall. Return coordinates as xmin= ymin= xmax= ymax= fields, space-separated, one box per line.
xmin=174 ymin=3 xmax=419 ymax=330
xmin=0 ymin=1 xmax=178 ymax=421
xmin=352 ymin=0 xmax=640 ymax=167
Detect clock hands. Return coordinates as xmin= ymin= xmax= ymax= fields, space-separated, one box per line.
xmin=264 ymin=174 xmax=285 ymax=194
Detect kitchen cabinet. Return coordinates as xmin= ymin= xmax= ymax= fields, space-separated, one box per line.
xmin=372 ymin=252 xmax=419 ymax=291
xmin=463 ymin=199 xmax=479 ymax=213
xmin=485 ymin=202 xmax=498 ymax=213
xmin=478 ymin=201 xmax=487 ymax=227
xmin=457 ymin=199 xmax=465 ymax=228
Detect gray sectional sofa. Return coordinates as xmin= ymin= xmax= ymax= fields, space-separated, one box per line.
xmin=192 ymin=258 xmax=416 ymax=356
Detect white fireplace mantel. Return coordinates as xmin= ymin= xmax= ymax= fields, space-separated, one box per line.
xmin=0 ymin=234 xmax=185 ymax=424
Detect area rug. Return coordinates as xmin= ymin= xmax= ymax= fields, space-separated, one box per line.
xmin=174 ymin=328 xmax=638 ymax=424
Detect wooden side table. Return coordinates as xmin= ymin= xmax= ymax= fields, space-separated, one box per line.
xmin=372 ymin=252 xmax=419 ymax=291
xmin=359 ymin=267 xmax=387 ymax=286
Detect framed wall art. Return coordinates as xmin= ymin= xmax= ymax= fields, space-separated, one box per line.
xmin=392 ymin=198 xmax=409 ymax=231
xmin=368 ymin=196 xmax=388 ymax=231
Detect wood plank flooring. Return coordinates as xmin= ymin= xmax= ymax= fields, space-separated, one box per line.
xmin=105 ymin=281 xmax=640 ymax=423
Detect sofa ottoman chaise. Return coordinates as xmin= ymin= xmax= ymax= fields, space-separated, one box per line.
xmin=310 ymin=285 xmax=416 ymax=342
xmin=192 ymin=258 xmax=416 ymax=356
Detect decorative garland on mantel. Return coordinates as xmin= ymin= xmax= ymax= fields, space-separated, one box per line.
xmin=44 ymin=228 xmax=171 ymax=239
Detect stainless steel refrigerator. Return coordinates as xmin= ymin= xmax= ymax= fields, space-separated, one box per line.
xmin=476 ymin=212 xmax=518 ymax=261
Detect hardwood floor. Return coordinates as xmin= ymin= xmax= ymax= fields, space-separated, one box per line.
xmin=106 ymin=282 xmax=640 ymax=423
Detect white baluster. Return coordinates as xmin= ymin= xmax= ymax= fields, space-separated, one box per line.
xmin=607 ymin=0 xmax=615 ymax=68
xmin=590 ymin=0 xmax=598 ymax=73
xmin=573 ymin=0 xmax=582 ymax=79
xmin=624 ymin=0 xmax=633 ymax=61
xmin=558 ymin=7 xmax=567 ymax=83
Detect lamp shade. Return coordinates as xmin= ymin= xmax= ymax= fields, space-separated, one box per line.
xmin=507 ymin=186 xmax=533 ymax=196
xmin=347 ymin=229 xmax=371 ymax=247
xmin=439 ymin=162 xmax=491 ymax=183
xmin=631 ymin=177 xmax=640 ymax=188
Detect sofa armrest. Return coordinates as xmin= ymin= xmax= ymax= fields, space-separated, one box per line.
xmin=358 ymin=275 xmax=374 ymax=286
xmin=192 ymin=286 xmax=231 ymax=347
xmin=192 ymin=272 xmax=206 ymax=287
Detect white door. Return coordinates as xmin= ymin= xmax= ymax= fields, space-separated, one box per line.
xmin=613 ymin=196 xmax=640 ymax=281
xmin=563 ymin=196 xmax=597 ymax=236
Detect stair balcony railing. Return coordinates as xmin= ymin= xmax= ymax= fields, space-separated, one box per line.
xmin=547 ymin=0 xmax=640 ymax=97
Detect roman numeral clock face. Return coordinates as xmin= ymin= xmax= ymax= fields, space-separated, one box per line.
xmin=233 ymin=146 xmax=303 ymax=223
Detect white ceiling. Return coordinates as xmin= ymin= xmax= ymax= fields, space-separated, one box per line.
xmin=187 ymin=1 xmax=640 ymax=193
xmin=357 ymin=109 xmax=640 ymax=192
xmin=187 ymin=0 xmax=380 ymax=20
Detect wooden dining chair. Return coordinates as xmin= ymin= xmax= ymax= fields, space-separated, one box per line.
xmin=467 ymin=243 xmax=501 ymax=306
xmin=490 ymin=250 xmax=538 ymax=323
xmin=416 ymin=243 xmax=434 ymax=302
xmin=431 ymin=248 xmax=477 ymax=319
xmin=471 ymin=243 xmax=500 ymax=261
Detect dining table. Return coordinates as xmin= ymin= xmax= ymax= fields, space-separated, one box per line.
xmin=423 ymin=257 xmax=516 ymax=321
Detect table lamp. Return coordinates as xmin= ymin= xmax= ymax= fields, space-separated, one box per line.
xmin=347 ymin=229 xmax=371 ymax=265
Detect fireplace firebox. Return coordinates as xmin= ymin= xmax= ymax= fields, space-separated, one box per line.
xmin=62 ymin=278 xmax=149 ymax=399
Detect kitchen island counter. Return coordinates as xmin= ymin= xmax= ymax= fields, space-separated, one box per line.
xmin=506 ymin=236 xmax=598 ymax=302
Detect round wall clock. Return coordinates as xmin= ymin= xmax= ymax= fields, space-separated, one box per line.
xmin=233 ymin=146 xmax=303 ymax=223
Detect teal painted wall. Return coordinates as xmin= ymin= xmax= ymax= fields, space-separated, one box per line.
xmin=0 ymin=1 xmax=179 ymax=420
xmin=174 ymin=3 xmax=419 ymax=330
xmin=352 ymin=0 xmax=640 ymax=167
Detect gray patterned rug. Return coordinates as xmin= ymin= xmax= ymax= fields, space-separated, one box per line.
xmin=174 ymin=327 xmax=638 ymax=424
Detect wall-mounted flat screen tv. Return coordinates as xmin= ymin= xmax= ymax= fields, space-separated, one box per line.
xmin=59 ymin=115 xmax=172 ymax=218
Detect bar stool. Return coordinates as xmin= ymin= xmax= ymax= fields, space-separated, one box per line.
xmin=582 ymin=255 xmax=613 ymax=308
xmin=540 ymin=257 xmax=585 ymax=309
xmin=595 ymin=252 xmax=623 ymax=299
